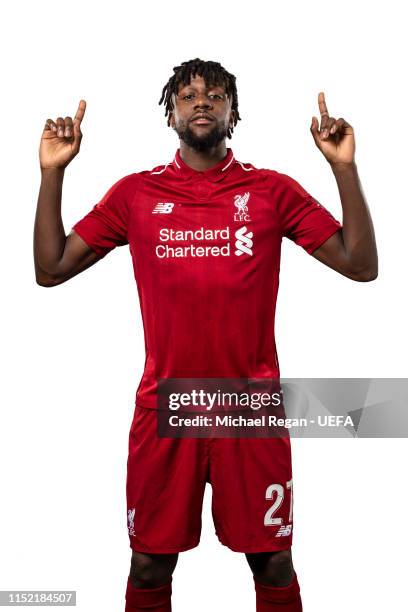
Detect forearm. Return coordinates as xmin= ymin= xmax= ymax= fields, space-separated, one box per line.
xmin=34 ymin=168 xmax=67 ymax=277
xmin=330 ymin=162 xmax=378 ymax=277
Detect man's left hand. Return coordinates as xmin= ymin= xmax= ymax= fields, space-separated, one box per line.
xmin=310 ymin=92 xmax=355 ymax=165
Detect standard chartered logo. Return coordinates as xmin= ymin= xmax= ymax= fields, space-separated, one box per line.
xmin=155 ymin=226 xmax=254 ymax=259
xmin=234 ymin=226 xmax=253 ymax=256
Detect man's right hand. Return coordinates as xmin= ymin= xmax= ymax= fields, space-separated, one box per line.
xmin=39 ymin=100 xmax=87 ymax=170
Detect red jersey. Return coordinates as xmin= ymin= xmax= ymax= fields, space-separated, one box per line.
xmin=72 ymin=148 xmax=342 ymax=409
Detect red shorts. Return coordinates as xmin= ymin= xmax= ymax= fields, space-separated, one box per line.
xmin=126 ymin=405 xmax=294 ymax=553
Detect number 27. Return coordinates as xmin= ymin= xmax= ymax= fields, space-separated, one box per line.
xmin=264 ymin=479 xmax=293 ymax=526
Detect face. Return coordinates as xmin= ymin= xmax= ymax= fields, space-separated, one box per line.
xmin=169 ymin=75 xmax=236 ymax=152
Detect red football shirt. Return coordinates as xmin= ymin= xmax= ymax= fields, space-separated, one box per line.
xmin=72 ymin=148 xmax=342 ymax=409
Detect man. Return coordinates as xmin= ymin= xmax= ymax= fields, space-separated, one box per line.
xmin=34 ymin=58 xmax=377 ymax=611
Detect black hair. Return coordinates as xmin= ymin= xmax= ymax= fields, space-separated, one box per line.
xmin=158 ymin=58 xmax=241 ymax=139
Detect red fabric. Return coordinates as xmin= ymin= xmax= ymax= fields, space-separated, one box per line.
xmin=127 ymin=406 xmax=294 ymax=553
xmin=125 ymin=578 xmax=171 ymax=611
xmin=254 ymin=573 xmax=302 ymax=611
xmin=72 ymin=148 xmax=342 ymax=409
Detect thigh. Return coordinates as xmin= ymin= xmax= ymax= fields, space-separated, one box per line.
xmin=127 ymin=406 xmax=209 ymax=553
xmin=210 ymin=436 xmax=294 ymax=552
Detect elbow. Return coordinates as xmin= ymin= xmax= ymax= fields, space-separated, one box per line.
xmin=35 ymin=268 xmax=63 ymax=287
xmin=36 ymin=277 xmax=57 ymax=287
xmin=349 ymin=267 xmax=378 ymax=282
xmin=343 ymin=252 xmax=378 ymax=282
xmin=36 ymin=276 xmax=60 ymax=287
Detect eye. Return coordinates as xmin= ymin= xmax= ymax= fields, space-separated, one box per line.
xmin=182 ymin=94 xmax=194 ymax=100
xmin=209 ymin=94 xmax=224 ymax=100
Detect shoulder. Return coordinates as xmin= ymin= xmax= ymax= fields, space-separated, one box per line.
xmin=138 ymin=159 xmax=175 ymax=178
xmin=108 ymin=160 xmax=172 ymax=188
xmin=229 ymin=158 xmax=304 ymax=198
xmin=146 ymin=161 xmax=173 ymax=175
xmin=252 ymin=167 xmax=310 ymax=198
xmin=94 ymin=173 xmax=141 ymax=211
xmin=104 ymin=172 xmax=141 ymax=195
xmin=123 ymin=161 xmax=176 ymax=187
xmin=103 ymin=161 xmax=174 ymax=200
xmin=233 ymin=158 xmax=258 ymax=173
xmin=233 ymin=159 xmax=294 ymax=187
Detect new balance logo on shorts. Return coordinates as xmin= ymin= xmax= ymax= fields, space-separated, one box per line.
xmin=275 ymin=524 xmax=292 ymax=537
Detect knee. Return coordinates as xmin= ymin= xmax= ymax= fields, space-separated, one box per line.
xmin=129 ymin=551 xmax=178 ymax=589
xmin=246 ymin=549 xmax=294 ymax=587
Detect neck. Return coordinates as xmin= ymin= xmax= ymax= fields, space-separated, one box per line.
xmin=179 ymin=141 xmax=228 ymax=171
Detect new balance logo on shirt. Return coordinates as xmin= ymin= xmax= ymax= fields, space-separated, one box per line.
xmin=152 ymin=203 xmax=175 ymax=214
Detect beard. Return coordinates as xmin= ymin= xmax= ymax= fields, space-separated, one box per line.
xmin=174 ymin=120 xmax=228 ymax=152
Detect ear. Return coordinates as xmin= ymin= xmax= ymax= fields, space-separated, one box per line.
xmin=168 ymin=92 xmax=177 ymax=128
xmin=169 ymin=110 xmax=175 ymax=128
xmin=229 ymin=108 xmax=236 ymax=128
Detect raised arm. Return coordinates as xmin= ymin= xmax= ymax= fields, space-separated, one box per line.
xmin=309 ymin=92 xmax=378 ymax=282
xmin=34 ymin=100 xmax=101 ymax=287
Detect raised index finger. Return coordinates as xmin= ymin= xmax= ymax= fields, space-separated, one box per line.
xmin=74 ymin=99 xmax=87 ymax=125
xmin=318 ymin=91 xmax=329 ymax=117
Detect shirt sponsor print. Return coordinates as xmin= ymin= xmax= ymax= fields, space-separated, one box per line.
xmin=153 ymin=193 xmax=253 ymax=259
xmin=155 ymin=225 xmax=254 ymax=259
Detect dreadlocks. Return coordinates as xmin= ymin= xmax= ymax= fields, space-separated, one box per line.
xmin=158 ymin=58 xmax=241 ymax=139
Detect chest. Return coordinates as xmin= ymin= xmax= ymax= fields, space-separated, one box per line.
xmin=127 ymin=176 xmax=282 ymax=291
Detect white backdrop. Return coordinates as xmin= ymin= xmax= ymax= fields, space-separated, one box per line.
xmin=1 ymin=1 xmax=407 ymax=610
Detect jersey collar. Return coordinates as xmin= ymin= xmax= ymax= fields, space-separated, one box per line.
xmin=173 ymin=148 xmax=235 ymax=182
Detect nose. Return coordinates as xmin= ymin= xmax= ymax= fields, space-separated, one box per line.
xmin=194 ymin=93 xmax=213 ymax=109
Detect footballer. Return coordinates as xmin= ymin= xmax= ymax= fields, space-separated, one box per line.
xmin=34 ymin=58 xmax=378 ymax=611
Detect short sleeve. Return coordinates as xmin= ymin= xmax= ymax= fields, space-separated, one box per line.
xmin=72 ymin=173 xmax=139 ymax=258
xmin=275 ymin=172 xmax=342 ymax=255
